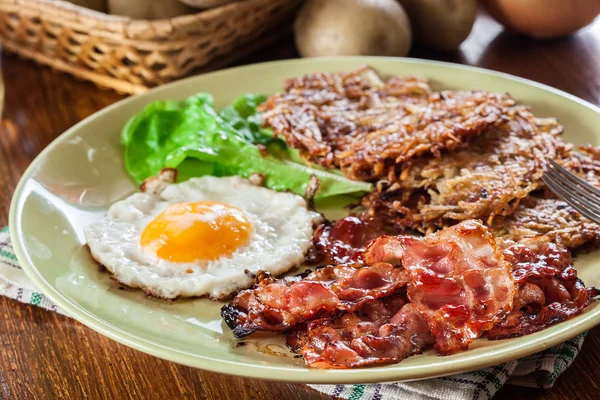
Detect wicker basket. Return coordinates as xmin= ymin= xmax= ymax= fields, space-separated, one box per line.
xmin=0 ymin=0 xmax=301 ymax=94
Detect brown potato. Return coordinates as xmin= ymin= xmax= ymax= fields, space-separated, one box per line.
xmin=295 ymin=0 xmax=412 ymax=58
xmin=398 ymin=0 xmax=477 ymax=51
xmin=484 ymin=0 xmax=600 ymax=39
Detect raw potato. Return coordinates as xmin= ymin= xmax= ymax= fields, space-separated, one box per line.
xmin=295 ymin=0 xmax=412 ymax=58
xmin=484 ymin=0 xmax=600 ymax=39
xmin=178 ymin=0 xmax=240 ymax=8
xmin=108 ymin=0 xmax=194 ymax=19
xmin=398 ymin=0 xmax=477 ymax=51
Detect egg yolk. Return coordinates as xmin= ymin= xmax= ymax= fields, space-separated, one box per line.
xmin=140 ymin=201 xmax=252 ymax=263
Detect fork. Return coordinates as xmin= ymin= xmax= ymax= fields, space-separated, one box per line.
xmin=542 ymin=158 xmax=600 ymax=224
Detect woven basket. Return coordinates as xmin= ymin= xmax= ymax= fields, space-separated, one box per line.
xmin=0 ymin=0 xmax=301 ymax=94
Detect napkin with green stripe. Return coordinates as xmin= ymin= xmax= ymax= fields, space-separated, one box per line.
xmin=0 ymin=227 xmax=584 ymax=400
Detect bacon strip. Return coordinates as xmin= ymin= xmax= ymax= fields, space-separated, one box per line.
xmin=364 ymin=220 xmax=515 ymax=354
xmin=221 ymin=263 xmax=408 ymax=338
xmin=288 ymin=295 xmax=434 ymax=368
xmin=309 ymin=215 xmax=389 ymax=265
xmin=486 ymin=241 xmax=598 ymax=339
xmin=286 ymin=294 xmax=407 ymax=353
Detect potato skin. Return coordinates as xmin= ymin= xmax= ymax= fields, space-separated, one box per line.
xmin=398 ymin=0 xmax=477 ymax=51
xmin=483 ymin=0 xmax=600 ymax=39
xmin=295 ymin=0 xmax=412 ymax=57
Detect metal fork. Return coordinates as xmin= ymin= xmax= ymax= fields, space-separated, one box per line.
xmin=542 ymin=158 xmax=600 ymax=224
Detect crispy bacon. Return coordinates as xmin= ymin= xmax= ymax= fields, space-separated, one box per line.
xmin=286 ymin=294 xmax=408 ymax=353
xmin=288 ymin=295 xmax=434 ymax=368
xmin=309 ymin=215 xmax=389 ymax=265
xmin=487 ymin=241 xmax=598 ymax=339
xmin=363 ymin=220 xmax=514 ymax=354
xmin=221 ymin=263 xmax=408 ymax=338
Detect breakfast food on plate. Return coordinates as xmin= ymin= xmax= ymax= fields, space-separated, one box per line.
xmin=223 ymin=220 xmax=595 ymax=368
xmin=363 ymin=220 xmax=514 ymax=354
xmin=491 ymin=148 xmax=600 ymax=249
xmin=363 ymin=107 xmax=572 ymax=232
xmin=288 ymin=296 xmax=434 ymax=368
xmin=491 ymin=196 xmax=600 ymax=249
xmin=84 ymin=170 xmax=321 ymax=300
xmin=90 ymin=64 xmax=600 ymax=369
xmin=310 ymin=215 xmax=389 ymax=265
xmin=121 ymin=92 xmax=372 ymax=199
xmin=487 ymin=240 xmax=597 ymax=339
xmin=226 ymin=221 xmax=516 ymax=365
xmin=222 ymin=262 xmax=408 ymax=338
xmin=258 ymin=66 xmax=514 ymax=181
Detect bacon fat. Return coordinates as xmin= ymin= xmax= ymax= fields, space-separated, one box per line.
xmin=486 ymin=241 xmax=598 ymax=339
xmin=221 ymin=217 xmax=597 ymax=368
xmin=310 ymin=215 xmax=389 ymax=265
xmin=364 ymin=220 xmax=515 ymax=354
xmin=221 ymin=263 xmax=408 ymax=338
xmin=287 ymin=295 xmax=434 ymax=368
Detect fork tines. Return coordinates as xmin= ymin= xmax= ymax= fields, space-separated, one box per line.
xmin=542 ymin=159 xmax=600 ymax=224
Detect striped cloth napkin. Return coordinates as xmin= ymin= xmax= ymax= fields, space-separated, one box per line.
xmin=0 ymin=227 xmax=585 ymax=400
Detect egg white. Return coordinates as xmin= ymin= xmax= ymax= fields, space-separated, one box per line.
xmin=84 ymin=176 xmax=322 ymax=300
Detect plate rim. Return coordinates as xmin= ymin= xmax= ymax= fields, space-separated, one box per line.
xmin=9 ymin=56 xmax=600 ymax=384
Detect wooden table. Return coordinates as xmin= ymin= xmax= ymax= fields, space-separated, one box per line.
xmin=2 ymin=12 xmax=600 ymax=400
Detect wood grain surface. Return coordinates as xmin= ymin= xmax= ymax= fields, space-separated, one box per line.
xmin=2 ymin=11 xmax=600 ymax=400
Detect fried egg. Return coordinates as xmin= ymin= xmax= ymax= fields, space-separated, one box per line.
xmin=84 ymin=172 xmax=322 ymax=300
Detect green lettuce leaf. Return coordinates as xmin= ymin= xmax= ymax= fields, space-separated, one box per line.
xmin=121 ymin=93 xmax=372 ymax=199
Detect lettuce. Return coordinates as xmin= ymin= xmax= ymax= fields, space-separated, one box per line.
xmin=121 ymin=93 xmax=372 ymax=199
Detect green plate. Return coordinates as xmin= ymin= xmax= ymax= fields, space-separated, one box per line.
xmin=10 ymin=57 xmax=600 ymax=384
